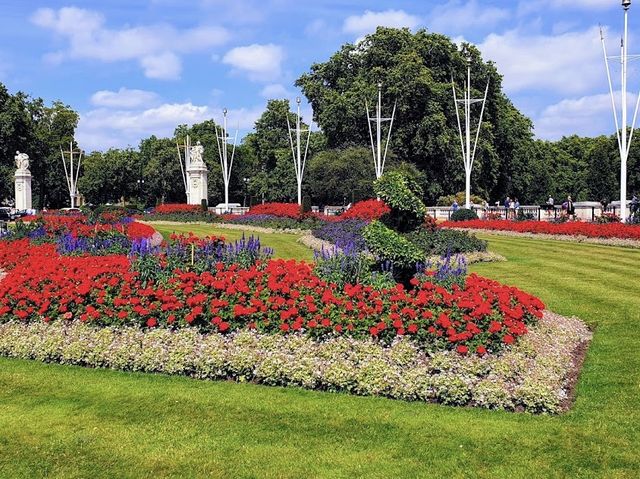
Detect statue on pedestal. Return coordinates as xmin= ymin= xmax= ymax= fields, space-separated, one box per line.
xmin=189 ymin=141 xmax=205 ymax=166
xmin=15 ymin=151 xmax=30 ymax=171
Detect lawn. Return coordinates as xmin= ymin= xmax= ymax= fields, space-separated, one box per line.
xmin=151 ymin=222 xmax=315 ymax=261
xmin=0 ymin=232 xmax=639 ymax=478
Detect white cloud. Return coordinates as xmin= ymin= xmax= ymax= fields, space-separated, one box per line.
xmin=534 ymin=92 xmax=637 ymax=140
xmin=478 ymin=27 xmax=606 ymax=95
xmin=429 ymin=1 xmax=509 ymax=33
xmin=31 ymin=7 xmax=229 ymax=80
xmin=222 ymin=44 xmax=284 ymax=81
xmin=519 ymin=0 xmax=616 ymax=15
xmin=90 ymin=88 xmax=160 ymax=109
xmin=260 ymin=83 xmax=289 ymax=98
xmin=140 ymin=52 xmax=182 ymax=80
xmin=76 ymin=102 xmax=266 ymax=151
xmin=343 ymin=9 xmax=421 ymax=36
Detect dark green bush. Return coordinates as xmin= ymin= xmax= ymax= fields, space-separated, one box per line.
xmin=200 ymin=199 xmax=208 ymax=211
xmin=301 ymin=195 xmax=312 ymax=214
xmin=362 ymin=220 xmax=424 ymax=268
xmin=406 ymin=228 xmax=487 ymax=256
xmin=450 ymin=208 xmax=478 ymax=222
xmin=374 ymin=171 xmax=426 ymax=233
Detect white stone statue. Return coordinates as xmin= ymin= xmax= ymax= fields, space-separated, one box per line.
xmin=15 ymin=151 xmax=30 ymax=171
xmin=189 ymin=141 xmax=204 ymax=166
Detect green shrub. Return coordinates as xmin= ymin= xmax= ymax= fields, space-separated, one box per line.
xmin=450 ymin=208 xmax=478 ymax=222
xmin=301 ymin=195 xmax=312 ymax=214
xmin=406 ymin=228 xmax=487 ymax=256
xmin=200 ymin=199 xmax=208 ymax=212
xmin=362 ymin=220 xmax=424 ymax=269
xmin=516 ymin=210 xmax=536 ymax=221
xmin=437 ymin=192 xmax=486 ymax=207
xmin=374 ymin=172 xmax=426 ymax=233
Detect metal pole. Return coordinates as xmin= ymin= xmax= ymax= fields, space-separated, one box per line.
xmin=622 ymin=5 xmax=629 ymax=220
xmin=296 ymin=98 xmax=302 ymax=205
xmin=465 ymin=60 xmax=472 ymax=209
xmin=376 ymin=83 xmax=382 ymax=179
xmin=223 ymin=109 xmax=229 ymax=210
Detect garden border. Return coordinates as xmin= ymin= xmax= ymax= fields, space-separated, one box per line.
xmin=0 ymin=310 xmax=591 ymax=414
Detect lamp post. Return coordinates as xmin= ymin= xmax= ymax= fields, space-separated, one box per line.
xmin=287 ymin=97 xmax=311 ymax=205
xmin=215 ymin=108 xmax=238 ymax=211
xmin=601 ymin=0 xmax=639 ymax=222
xmin=60 ymin=140 xmax=83 ymax=208
xmin=243 ymin=177 xmax=249 ymax=207
xmin=452 ymin=50 xmax=489 ymax=210
xmin=365 ymin=83 xmax=397 ymax=179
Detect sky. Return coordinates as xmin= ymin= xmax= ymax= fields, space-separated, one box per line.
xmin=0 ymin=0 xmax=635 ymax=151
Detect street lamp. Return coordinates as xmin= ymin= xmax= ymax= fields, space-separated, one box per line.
xmin=601 ymin=0 xmax=639 ymax=221
xmin=243 ymin=177 xmax=249 ymax=207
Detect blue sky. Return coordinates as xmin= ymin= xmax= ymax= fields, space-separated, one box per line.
xmin=0 ymin=0 xmax=633 ymax=151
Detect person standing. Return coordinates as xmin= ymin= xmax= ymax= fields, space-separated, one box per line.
xmin=504 ymin=196 xmax=510 ymax=219
xmin=452 ymin=199 xmax=459 ymax=212
xmin=567 ymin=195 xmax=575 ymax=220
xmin=631 ymin=193 xmax=639 ymax=215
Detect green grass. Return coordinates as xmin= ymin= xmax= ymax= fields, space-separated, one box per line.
xmin=151 ymin=222 xmax=315 ymax=261
xmin=0 ymin=233 xmax=639 ymax=478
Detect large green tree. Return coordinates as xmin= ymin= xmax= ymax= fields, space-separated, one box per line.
xmin=296 ymin=27 xmax=534 ymax=203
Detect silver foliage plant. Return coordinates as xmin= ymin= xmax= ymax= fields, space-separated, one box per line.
xmin=0 ymin=312 xmax=591 ymax=414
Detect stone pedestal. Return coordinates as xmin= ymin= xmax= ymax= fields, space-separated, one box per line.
xmin=14 ymin=169 xmax=32 ymax=211
xmin=187 ymin=165 xmax=208 ymax=205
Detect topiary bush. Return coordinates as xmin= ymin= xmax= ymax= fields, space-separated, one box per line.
xmin=301 ymin=195 xmax=312 ymax=214
xmin=362 ymin=220 xmax=424 ymax=285
xmin=373 ymin=172 xmax=426 ymax=233
xmin=450 ymin=208 xmax=478 ymax=222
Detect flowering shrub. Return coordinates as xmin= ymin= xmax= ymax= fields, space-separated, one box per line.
xmin=0 ymin=311 xmax=591 ymax=413
xmin=312 ymin=219 xmax=368 ymax=251
xmin=595 ymin=212 xmax=621 ymax=224
xmin=340 ymin=199 xmax=390 ymax=221
xmin=225 ymin=214 xmax=327 ymax=230
xmin=442 ymin=219 xmax=640 ymax=240
xmin=248 ymin=202 xmax=302 ymax=219
xmin=0 ymin=238 xmax=544 ymax=354
xmin=143 ymin=204 xmax=220 ymax=223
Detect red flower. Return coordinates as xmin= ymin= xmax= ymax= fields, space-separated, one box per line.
xmin=456 ymin=345 xmax=469 ymax=355
xmin=218 ymin=321 xmax=230 ymax=332
xmin=146 ymin=318 xmax=157 ymax=327
xmin=503 ymin=334 xmax=515 ymax=345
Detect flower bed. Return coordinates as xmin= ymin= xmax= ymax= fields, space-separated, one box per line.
xmin=248 ymin=202 xmax=302 ymax=218
xmin=341 ymin=199 xmax=390 ymax=221
xmin=442 ymin=219 xmax=640 ymax=240
xmin=0 ymin=310 xmax=590 ymax=413
xmin=0 ymin=239 xmax=544 ymax=355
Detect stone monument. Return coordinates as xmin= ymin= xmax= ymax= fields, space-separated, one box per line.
xmin=186 ymin=141 xmax=208 ymax=205
xmin=14 ymin=151 xmax=32 ymax=211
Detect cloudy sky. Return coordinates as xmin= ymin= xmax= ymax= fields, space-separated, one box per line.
xmin=0 ymin=0 xmax=634 ymax=151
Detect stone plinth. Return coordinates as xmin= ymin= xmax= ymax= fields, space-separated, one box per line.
xmin=187 ymin=165 xmax=208 ymax=205
xmin=14 ymin=169 xmax=32 ymax=210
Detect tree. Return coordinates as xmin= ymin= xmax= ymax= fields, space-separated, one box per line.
xmin=78 ymin=148 xmax=140 ymax=205
xmin=306 ymin=147 xmax=375 ymax=205
xmin=296 ymin=27 xmax=534 ymax=203
xmin=243 ymin=100 xmax=325 ymax=203
xmin=585 ymin=136 xmax=617 ymax=203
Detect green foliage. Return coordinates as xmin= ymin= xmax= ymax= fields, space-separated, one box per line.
xmin=200 ymin=199 xmax=208 ymax=211
xmin=406 ymin=228 xmax=487 ymax=256
xmin=450 ymin=208 xmax=478 ymax=221
xmin=306 ymin=147 xmax=375 ymax=205
xmin=362 ymin=220 xmax=424 ymax=268
xmin=314 ymin=249 xmax=395 ymax=289
xmin=301 ymin=195 xmax=312 ymax=214
xmin=374 ymin=171 xmax=426 ymax=232
xmin=516 ymin=209 xmax=536 ymax=221
xmin=296 ymin=28 xmax=533 ymax=204
xmin=437 ymin=192 xmax=486 ymax=206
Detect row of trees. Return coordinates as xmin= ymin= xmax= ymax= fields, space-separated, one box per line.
xmin=1 ymin=28 xmax=638 ymax=209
